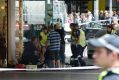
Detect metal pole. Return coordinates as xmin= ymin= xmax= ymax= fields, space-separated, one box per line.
xmin=45 ymin=0 xmax=53 ymax=26
xmin=19 ymin=0 xmax=23 ymax=60
xmin=8 ymin=0 xmax=16 ymax=65
xmin=94 ymin=0 xmax=99 ymax=20
xmin=109 ymin=0 xmax=112 ymax=23
xmin=52 ymin=0 xmax=53 ymax=25
xmin=45 ymin=0 xmax=47 ymax=26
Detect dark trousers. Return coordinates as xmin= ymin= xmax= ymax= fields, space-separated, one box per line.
xmin=71 ymin=44 xmax=86 ymax=66
xmin=71 ymin=44 xmax=84 ymax=58
xmin=60 ymin=44 xmax=65 ymax=64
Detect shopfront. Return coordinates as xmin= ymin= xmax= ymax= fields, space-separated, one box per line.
xmin=0 ymin=0 xmax=8 ymax=67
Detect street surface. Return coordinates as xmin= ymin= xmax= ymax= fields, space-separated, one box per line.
xmin=0 ymin=69 xmax=100 ymax=80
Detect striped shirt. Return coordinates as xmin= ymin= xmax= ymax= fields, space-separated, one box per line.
xmin=48 ymin=30 xmax=61 ymax=51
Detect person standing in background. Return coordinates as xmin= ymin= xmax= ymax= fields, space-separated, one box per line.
xmin=39 ymin=27 xmax=48 ymax=63
xmin=54 ymin=23 xmax=66 ymax=67
xmin=99 ymin=10 xmax=104 ymax=20
xmin=47 ymin=25 xmax=61 ymax=68
xmin=106 ymin=24 xmax=117 ymax=35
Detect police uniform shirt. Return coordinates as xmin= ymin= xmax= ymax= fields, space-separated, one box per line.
xmin=104 ymin=74 xmax=119 ymax=80
xmin=99 ymin=67 xmax=119 ymax=80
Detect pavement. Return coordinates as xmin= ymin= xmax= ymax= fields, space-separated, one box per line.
xmin=0 ymin=69 xmax=100 ymax=80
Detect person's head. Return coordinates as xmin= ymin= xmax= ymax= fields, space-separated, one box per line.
xmin=107 ymin=25 xmax=114 ymax=33
xmin=75 ymin=13 xmax=79 ymax=18
xmin=93 ymin=47 xmax=119 ymax=69
xmin=81 ymin=13 xmax=86 ymax=19
xmin=70 ymin=23 xmax=75 ymax=31
xmin=87 ymin=11 xmax=92 ymax=16
xmin=68 ymin=14 xmax=73 ymax=19
xmin=42 ymin=27 xmax=48 ymax=34
xmin=72 ymin=11 xmax=76 ymax=15
xmin=54 ymin=23 xmax=61 ymax=30
xmin=100 ymin=10 xmax=103 ymax=14
xmin=89 ymin=34 xmax=119 ymax=69
xmin=104 ymin=11 xmax=109 ymax=17
xmin=113 ymin=11 xmax=117 ymax=15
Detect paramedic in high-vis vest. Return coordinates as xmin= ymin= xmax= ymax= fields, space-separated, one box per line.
xmin=89 ymin=34 xmax=119 ymax=80
xmin=107 ymin=24 xmax=117 ymax=35
xmin=70 ymin=23 xmax=86 ymax=66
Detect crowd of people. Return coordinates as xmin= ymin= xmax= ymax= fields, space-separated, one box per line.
xmin=17 ymin=10 xmax=119 ymax=68
xmin=66 ymin=10 xmax=119 ymax=24
xmin=20 ymin=23 xmax=66 ymax=68
xmin=99 ymin=10 xmax=119 ymax=20
xmin=66 ymin=11 xmax=93 ymax=24
xmin=19 ymin=21 xmax=89 ymax=68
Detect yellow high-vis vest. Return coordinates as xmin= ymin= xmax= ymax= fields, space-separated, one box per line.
xmin=71 ymin=29 xmax=86 ymax=47
xmin=111 ymin=29 xmax=117 ymax=34
xmin=40 ymin=32 xmax=48 ymax=46
xmin=79 ymin=29 xmax=87 ymax=47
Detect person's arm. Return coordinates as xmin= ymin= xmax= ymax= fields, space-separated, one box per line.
xmin=46 ymin=40 xmax=50 ymax=49
xmin=59 ymin=33 xmax=61 ymax=41
xmin=76 ymin=36 xmax=80 ymax=43
xmin=62 ymin=27 xmax=66 ymax=36
xmin=46 ymin=33 xmax=50 ymax=48
xmin=76 ymin=30 xmax=80 ymax=43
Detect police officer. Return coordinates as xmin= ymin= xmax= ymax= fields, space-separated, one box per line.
xmin=70 ymin=23 xmax=86 ymax=66
xmin=89 ymin=34 xmax=119 ymax=80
